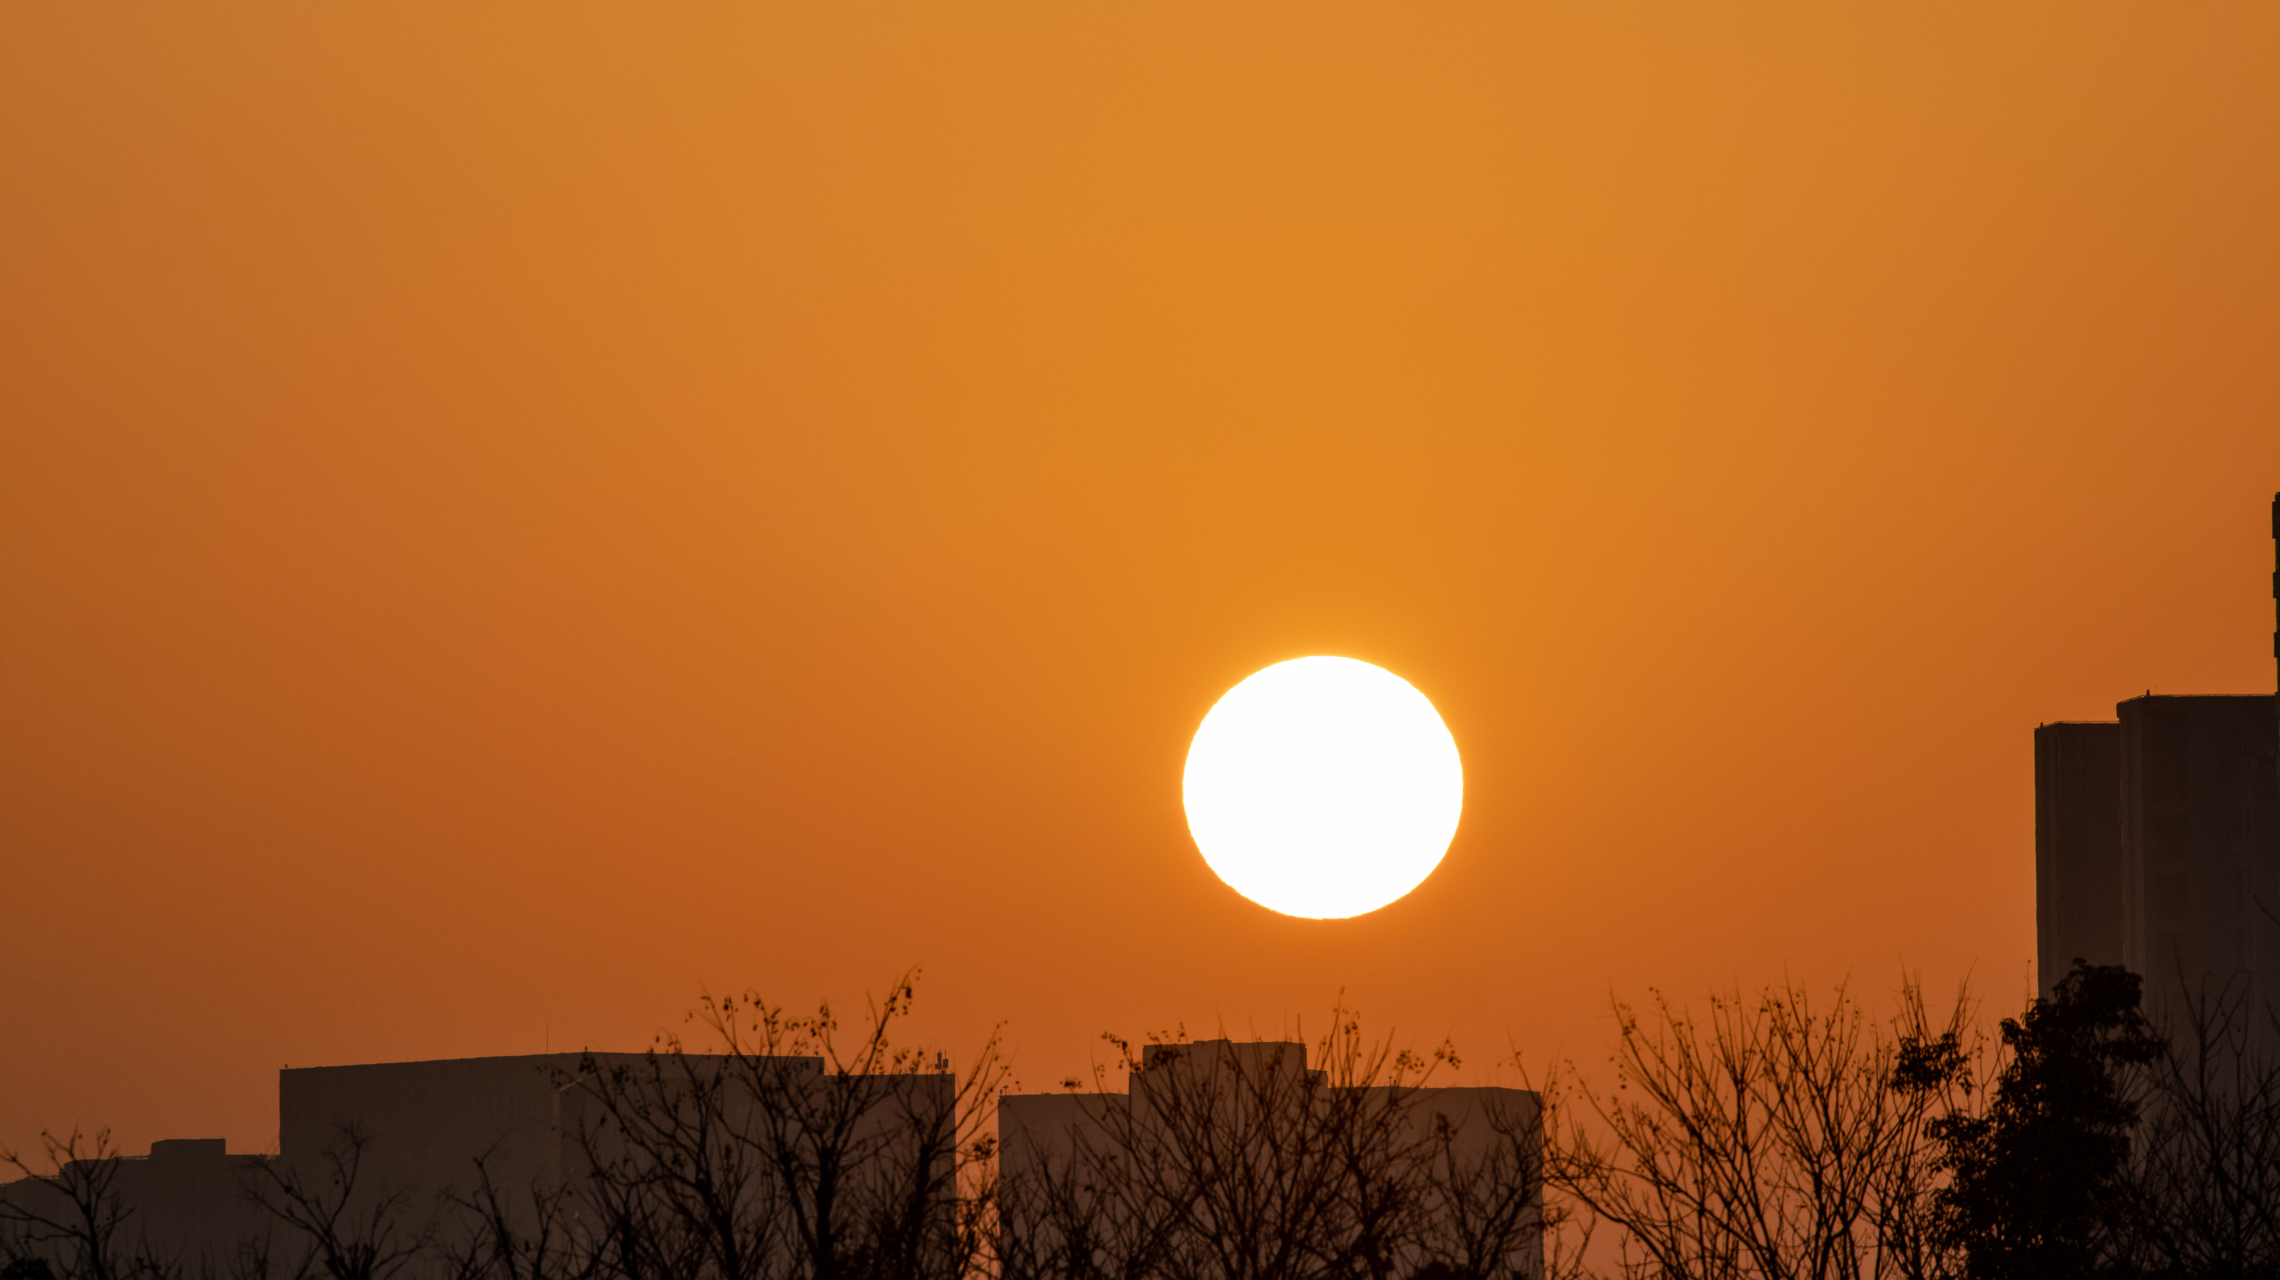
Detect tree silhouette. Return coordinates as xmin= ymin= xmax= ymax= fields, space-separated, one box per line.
xmin=1928 ymin=962 xmax=2160 ymax=1280
xmin=560 ymin=970 xmax=1006 ymax=1280
xmin=0 ymin=1129 xmax=170 ymax=1280
xmin=246 ymin=1123 xmax=427 ymax=1280
xmin=2119 ymin=973 xmax=2280 ymax=1279
xmin=998 ymin=1012 xmax=1548 ymax=1280
xmin=1539 ymin=978 xmax=1979 ymax=1280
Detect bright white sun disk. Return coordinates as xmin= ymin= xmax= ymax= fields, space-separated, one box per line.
xmin=1182 ymin=656 xmax=1463 ymax=919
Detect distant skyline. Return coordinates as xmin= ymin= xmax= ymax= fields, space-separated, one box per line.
xmin=2 ymin=2 xmax=2277 ymax=1160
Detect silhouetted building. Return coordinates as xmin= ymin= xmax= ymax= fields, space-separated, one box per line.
xmin=0 ymin=1138 xmax=270 ymax=1270
xmin=2 ymin=1052 xmax=953 ymax=1273
xmin=999 ymin=1039 xmax=1545 ymax=1280
xmin=2119 ymin=694 xmax=2280 ymax=1042
xmin=2033 ymin=495 xmax=2280 ymax=1043
xmin=0 ymin=1057 xmax=623 ymax=1269
xmin=279 ymin=1051 xmax=631 ymax=1212
xmin=2033 ymin=696 xmax=2280 ymax=1037
xmin=2036 ymin=721 xmax=2126 ymax=999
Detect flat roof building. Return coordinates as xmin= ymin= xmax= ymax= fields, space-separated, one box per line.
xmin=2118 ymin=694 xmax=2280 ymax=1044
xmin=2 ymin=1051 xmax=953 ymax=1275
xmin=2036 ymin=720 xmax=2126 ymax=1000
xmin=278 ymin=1051 xmax=662 ymax=1213
xmin=2031 ymin=495 xmax=2280 ymax=1041
xmin=0 ymin=1138 xmax=271 ymax=1271
xmin=999 ymin=1038 xmax=1545 ymax=1280
xmin=2034 ymin=696 xmax=2279 ymax=1038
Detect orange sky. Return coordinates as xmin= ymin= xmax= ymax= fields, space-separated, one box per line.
xmin=3 ymin=2 xmax=2276 ymax=1159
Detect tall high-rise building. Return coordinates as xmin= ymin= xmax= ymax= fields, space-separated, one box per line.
xmin=2116 ymin=694 xmax=2280 ymax=1042
xmin=2030 ymin=494 xmax=2280 ymax=1041
xmin=2035 ymin=698 xmax=2280 ymax=1035
xmin=2035 ymin=721 xmax=2124 ymax=999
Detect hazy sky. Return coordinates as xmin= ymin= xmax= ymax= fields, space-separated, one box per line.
xmin=3 ymin=2 xmax=2276 ymax=1158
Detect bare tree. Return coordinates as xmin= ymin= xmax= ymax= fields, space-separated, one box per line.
xmin=0 ymin=1129 xmax=173 ymax=1280
xmin=1537 ymin=979 xmax=1981 ymax=1280
xmin=996 ymin=1127 xmax=1175 ymax=1280
xmin=245 ymin=1124 xmax=425 ymax=1280
xmin=999 ymin=1012 xmax=1547 ymax=1280
xmin=2121 ymin=978 xmax=2280 ymax=1279
xmin=1421 ymin=1089 xmax=1563 ymax=1280
xmin=566 ymin=1048 xmax=788 ymax=1280
xmin=561 ymin=971 xmax=1007 ymax=1280
xmin=1113 ymin=1035 xmax=1369 ymax=1280
xmin=431 ymin=1149 xmax=609 ymax=1280
xmin=699 ymin=973 xmax=1005 ymax=1280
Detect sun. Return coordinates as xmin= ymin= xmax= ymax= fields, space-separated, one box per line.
xmin=1182 ymin=656 xmax=1463 ymax=919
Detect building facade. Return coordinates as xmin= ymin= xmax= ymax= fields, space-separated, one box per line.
xmin=999 ymin=1038 xmax=1545 ymax=1280
xmin=2034 ymin=695 xmax=2280 ymax=1039
xmin=2118 ymin=695 xmax=2280 ymax=1044
xmin=2 ymin=1051 xmax=956 ymax=1275
xmin=2035 ymin=720 xmax=2126 ymax=998
xmin=2031 ymin=496 xmax=2280 ymax=1041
